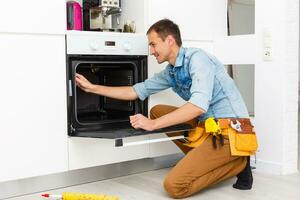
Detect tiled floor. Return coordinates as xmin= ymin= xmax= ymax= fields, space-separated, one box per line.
xmin=5 ymin=168 xmax=300 ymax=200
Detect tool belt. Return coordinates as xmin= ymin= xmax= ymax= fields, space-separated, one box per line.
xmin=183 ymin=117 xmax=258 ymax=156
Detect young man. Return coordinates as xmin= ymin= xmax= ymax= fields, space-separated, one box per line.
xmin=76 ymin=19 xmax=253 ymax=198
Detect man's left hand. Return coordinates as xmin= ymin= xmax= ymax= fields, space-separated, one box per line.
xmin=129 ymin=114 xmax=156 ymax=131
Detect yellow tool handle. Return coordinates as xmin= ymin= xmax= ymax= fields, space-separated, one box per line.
xmin=205 ymin=117 xmax=221 ymax=133
xmin=62 ymin=192 xmax=119 ymax=200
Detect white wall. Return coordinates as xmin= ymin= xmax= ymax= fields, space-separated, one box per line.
xmin=299 ymin=0 xmax=300 ymax=171
xmin=213 ymin=0 xmax=299 ymax=174
xmin=254 ymin=0 xmax=298 ymax=174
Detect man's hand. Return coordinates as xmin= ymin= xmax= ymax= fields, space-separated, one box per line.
xmin=130 ymin=114 xmax=156 ymax=131
xmin=75 ymin=73 xmax=95 ymax=93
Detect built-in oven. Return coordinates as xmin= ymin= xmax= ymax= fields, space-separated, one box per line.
xmin=66 ymin=31 xmax=191 ymax=146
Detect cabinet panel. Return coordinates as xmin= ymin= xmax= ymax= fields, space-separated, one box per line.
xmin=0 ymin=33 xmax=67 ymax=182
xmin=149 ymin=134 xmax=181 ymax=157
xmin=68 ymin=136 xmax=149 ymax=170
xmin=213 ymin=35 xmax=256 ymax=64
xmin=0 ymin=0 xmax=66 ymax=34
xmin=147 ymin=0 xmax=227 ymax=40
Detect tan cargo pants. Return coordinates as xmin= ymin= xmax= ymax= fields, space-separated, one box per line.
xmin=150 ymin=105 xmax=247 ymax=199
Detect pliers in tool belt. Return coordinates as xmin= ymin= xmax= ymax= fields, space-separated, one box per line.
xmin=205 ymin=118 xmax=224 ymax=149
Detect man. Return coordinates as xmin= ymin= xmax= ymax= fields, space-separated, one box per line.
xmin=75 ymin=19 xmax=253 ymax=198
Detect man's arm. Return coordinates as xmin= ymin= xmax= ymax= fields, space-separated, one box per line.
xmin=88 ymin=85 xmax=138 ymax=101
xmin=130 ymin=102 xmax=205 ymax=131
xmin=75 ymin=73 xmax=138 ymax=100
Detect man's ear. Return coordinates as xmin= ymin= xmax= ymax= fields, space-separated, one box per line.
xmin=166 ymin=35 xmax=175 ymax=46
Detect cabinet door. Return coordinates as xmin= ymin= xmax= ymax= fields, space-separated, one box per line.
xmin=146 ymin=0 xmax=227 ymax=40
xmin=0 ymin=0 xmax=66 ymax=34
xmin=0 ymin=33 xmax=68 ymax=182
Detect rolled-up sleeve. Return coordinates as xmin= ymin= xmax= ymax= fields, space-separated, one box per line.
xmin=188 ymin=52 xmax=215 ymax=112
xmin=133 ymin=68 xmax=171 ymax=101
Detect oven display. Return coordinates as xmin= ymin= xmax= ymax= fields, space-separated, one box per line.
xmin=105 ymin=41 xmax=116 ymax=46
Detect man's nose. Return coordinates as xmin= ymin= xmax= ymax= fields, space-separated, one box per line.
xmin=149 ymin=47 xmax=155 ymax=55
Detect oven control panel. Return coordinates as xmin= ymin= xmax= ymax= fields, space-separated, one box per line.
xmin=66 ymin=31 xmax=148 ymax=55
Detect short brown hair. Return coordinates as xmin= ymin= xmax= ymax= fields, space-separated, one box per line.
xmin=147 ymin=19 xmax=182 ymax=46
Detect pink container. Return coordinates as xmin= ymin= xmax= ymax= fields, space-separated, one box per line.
xmin=67 ymin=1 xmax=82 ymax=30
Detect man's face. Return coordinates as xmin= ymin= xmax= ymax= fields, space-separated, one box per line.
xmin=147 ymin=31 xmax=171 ymax=64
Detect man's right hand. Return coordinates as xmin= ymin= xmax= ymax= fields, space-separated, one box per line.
xmin=75 ymin=73 xmax=95 ymax=93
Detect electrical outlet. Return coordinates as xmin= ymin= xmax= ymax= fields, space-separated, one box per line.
xmin=263 ymin=47 xmax=272 ymax=61
xmin=263 ymin=30 xmax=272 ymax=61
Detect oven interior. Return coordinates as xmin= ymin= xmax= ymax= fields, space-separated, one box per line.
xmin=75 ymin=62 xmax=139 ymax=125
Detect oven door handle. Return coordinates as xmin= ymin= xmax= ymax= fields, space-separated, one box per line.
xmin=115 ymin=132 xmax=188 ymax=147
xmin=68 ymin=80 xmax=73 ymax=96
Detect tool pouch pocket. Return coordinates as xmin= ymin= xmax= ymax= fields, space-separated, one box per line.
xmin=235 ymin=131 xmax=258 ymax=152
xmin=227 ymin=119 xmax=259 ymax=156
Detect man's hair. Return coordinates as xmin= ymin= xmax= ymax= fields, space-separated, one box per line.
xmin=147 ymin=19 xmax=182 ymax=47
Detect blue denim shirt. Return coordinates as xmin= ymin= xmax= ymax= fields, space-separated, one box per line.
xmin=133 ymin=47 xmax=249 ymax=121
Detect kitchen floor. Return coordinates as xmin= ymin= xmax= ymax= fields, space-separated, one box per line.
xmin=5 ymin=168 xmax=300 ymax=200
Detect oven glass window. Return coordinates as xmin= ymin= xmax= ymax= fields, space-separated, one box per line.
xmin=75 ymin=62 xmax=137 ymax=124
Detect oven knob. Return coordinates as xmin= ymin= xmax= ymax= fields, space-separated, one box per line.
xmin=90 ymin=42 xmax=99 ymax=51
xmin=123 ymin=43 xmax=131 ymax=51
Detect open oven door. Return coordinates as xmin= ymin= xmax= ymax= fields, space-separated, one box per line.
xmin=67 ymin=55 xmax=194 ymax=147
xmin=69 ymin=122 xmax=193 ymax=147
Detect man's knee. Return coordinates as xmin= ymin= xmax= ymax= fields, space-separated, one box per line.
xmin=163 ymin=175 xmax=189 ymax=199
xmin=150 ymin=104 xmax=164 ymax=119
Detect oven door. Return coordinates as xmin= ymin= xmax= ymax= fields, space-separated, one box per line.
xmin=67 ymin=55 xmax=193 ymax=146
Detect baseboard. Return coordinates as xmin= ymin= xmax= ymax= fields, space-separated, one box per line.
xmin=0 ymin=153 xmax=184 ymax=200
xmin=251 ymin=158 xmax=299 ymax=175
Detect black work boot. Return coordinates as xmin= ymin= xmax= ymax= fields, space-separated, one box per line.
xmin=233 ymin=156 xmax=253 ymax=190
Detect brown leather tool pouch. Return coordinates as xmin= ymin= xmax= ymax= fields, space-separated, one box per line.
xmin=225 ymin=119 xmax=258 ymax=156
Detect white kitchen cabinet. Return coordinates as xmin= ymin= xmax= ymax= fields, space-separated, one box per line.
xmin=146 ymin=0 xmax=227 ymax=40
xmin=0 ymin=33 xmax=68 ymax=182
xmin=148 ymin=134 xmax=182 ymax=157
xmin=68 ymin=136 xmax=149 ymax=170
xmin=0 ymin=0 xmax=66 ymax=34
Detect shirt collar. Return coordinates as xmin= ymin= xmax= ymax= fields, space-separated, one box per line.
xmin=174 ymin=47 xmax=185 ymax=68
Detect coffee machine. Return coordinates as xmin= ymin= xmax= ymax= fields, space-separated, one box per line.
xmin=83 ymin=0 xmax=122 ymax=31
